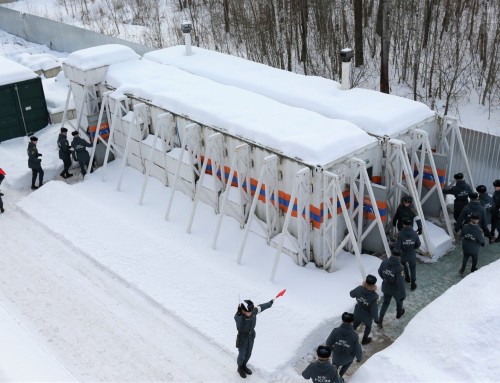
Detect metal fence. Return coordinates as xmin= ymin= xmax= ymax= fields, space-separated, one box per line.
xmin=450 ymin=127 xmax=500 ymax=191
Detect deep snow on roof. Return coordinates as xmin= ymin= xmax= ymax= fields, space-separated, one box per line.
xmin=102 ymin=58 xmax=377 ymax=166
xmin=63 ymin=44 xmax=139 ymax=71
xmin=144 ymin=46 xmax=436 ymax=137
xmin=0 ymin=55 xmax=37 ymax=86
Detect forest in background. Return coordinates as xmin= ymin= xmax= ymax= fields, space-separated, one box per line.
xmin=24 ymin=0 xmax=500 ymax=118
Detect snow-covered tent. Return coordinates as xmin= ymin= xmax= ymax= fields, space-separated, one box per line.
xmin=61 ymin=44 xmax=399 ymax=277
xmin=0 ymin=56 xmax=49 ymax=141
xmin=144 ymin=46 xmax=462 ymax=256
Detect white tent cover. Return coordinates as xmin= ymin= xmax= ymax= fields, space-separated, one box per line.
xmin=144 ymin=46 xmax=436 ymax=137
xmin=58 ymin=43 xmax=378 ymax=166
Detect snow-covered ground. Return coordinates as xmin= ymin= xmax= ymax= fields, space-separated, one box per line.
xmin=1 ymin=27 xmax=500 ymax=383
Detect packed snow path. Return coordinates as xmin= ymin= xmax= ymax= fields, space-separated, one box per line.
xmin=0 ymin=189 xmax=244 ymax=382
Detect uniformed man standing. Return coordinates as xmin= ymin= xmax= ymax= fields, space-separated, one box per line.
xmin=476 ymin=185 xmax=493 ymax=227
xmin=455 ymin=192 xmax=490 ymax=238
xmin=57 ymin=127 xmax=73 ymax=179
xmin=302 ymin=345 xmax=341 ymax=383
xmin=325 ymin=312 xmax=362 ymax=379
xmin=395 ymin=219 xmax=421 ymax=291
xmin=27 ymin=136 xmax=44 ymax=190
xmin=234 ymin=298 xmax=274 ymax=379
xmin=71 ymin=131 xmax=93 ymax=178
xmin=459 ymin=213 xmax=485 ymax=274
xmin=378 ymin=251 xmax=406 ymax=325
xmin=392 ymin=196 xmax=423 ymax=235
xmin=349 ymin=275 xmax=379 ymax=344
xmin=490 ymin=180 xmax=500 ymax=243
xmin=443 ymin=172 xmax=473 ymax=220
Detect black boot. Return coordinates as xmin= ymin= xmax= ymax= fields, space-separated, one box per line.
xmin=60 ymin=171 xmax=67 ymax=179
xmin=242 ymin=364 xmax=252 ymax=375
xmin=411 ymin=283 xmax=417 ymax=291
xmin=31 ymin=185 xmax=38 ymax=190
xmin=471 ymin=267 xmax=478 ymax=272
xmin=459 ymin=268 xmax=464 ymax=275
xmin=404 ymin=275 xmax=410 ymax=283
xmin=375 ymin=319 xmax=383 ymax=329
xmin=361 ymin=336 xmax=372 ymax=345
xmin=237 ymin=366 xmax=247 ymax=379
xmin=396 ymin=308 xmax=405 ymax=319
xmin=66 ymin=173 xmax=73 ymax=178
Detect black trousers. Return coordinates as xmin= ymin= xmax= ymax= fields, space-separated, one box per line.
xmin=461 ymin=252 xmax=478 ymax=272
xmin=31 ymin=168 xmax=44 ymax=187
xmin=62 ymin=158 xmax=72 ymax=176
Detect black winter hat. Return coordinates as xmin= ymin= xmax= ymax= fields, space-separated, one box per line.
xmin=470 ymin=213 xmax=480 ymax=220
xmin=241 ymin=300 xmax=254 ymax=312
xmin=30 ymin=136 xmax=38 ymax=141
xmin=476 ymin=185 xmax=487 ymax=193
xmin=469 ymin=192 xmax=479 ymax=200
xmin=402 ymin=196 xmax=412 ymax=203
xmin=494 ymin=180 xmax=500 ymax=187
xmin=342 ymin=312 xmax=355 ymax=323
xmin=71 ymin=131 xmax=79 ymax=136
xmin=316 ymin=345 xmax=332 ymax=359
xmin=60 ymin=127 xmax=68 ymax=133
xmin=454 ymin=173 xmax=464 ymax=180
xmin=365 ymin=274 xmax=377 ymax=285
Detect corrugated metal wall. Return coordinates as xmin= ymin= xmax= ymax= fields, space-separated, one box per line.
xmin=450 ymin=127 xmax=500 ymax=191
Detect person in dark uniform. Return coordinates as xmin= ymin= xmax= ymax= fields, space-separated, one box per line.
xmin=0 ymin=167 xmax=5 ymax=213
xmin=349 ymin=274 xmax=379 ymax=344
xmin=326 ymin=312 xmax=362 ymax=379
xmin=455 ymin=192 xmax=490 ymax=239
xmin=459 ymin=213 xmax=485 ymax=274
xmin=491 ymin=180 xmax=500 ymax=243
xmin=378 ymin=251 xmax=406 ymax=325
xmin=57 ymin=127 xmax=73 ymax=179
xmin=392 ymin=195 xmax=422 ymax=235
xmin=234 ymin=298 xmax=274 ymax=379
xmin=27 ymin=136 xmax=44 ymax=190
xmin=443 ymin=172 xmax=473 ymax=221
xmin=302 ymin=345 xmax=341 ymax=383
xmin=71 ymin=131 xmax=93 ymax=178
xmin=476 ymin=185 xmax=493 ymax=228
xmin=395 ymin=219 xmax=421 ymax=291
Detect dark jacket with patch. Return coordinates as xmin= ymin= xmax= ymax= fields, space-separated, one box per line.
xmin=443 ymin=180 xmax=473 ymax=201
xmin=378 ymin=256 xmax=406 ymax=300
xmin=460 ymin=222 xmax=485 ymax=255
xmin=392 ymin=203 xmax=422 ymax=231
xmin=395 ymin=227 xmax=421 ymax=263
xmin=456 ymin=201 xmax=489 ymax=234
xmin=57 ymin=134 xmax=72 ymax=161
xmin=325 ymin=323 xmax=362 ymax=367
xmin=349 ymin=283 xmax=379 ymax=323
xmin=234 ymin=300 xmax=273 ymax=338
xmin=478 ymin=193 xmax=494 ymax=223
xmin=27 ymin=142 xmax=42 ymax=170
xmin=302 ymin=360 xmax=341 ymax=383
xmin=71 ymin=136 xmax=92 ymax=163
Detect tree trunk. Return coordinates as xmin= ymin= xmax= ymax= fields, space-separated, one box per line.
xmin=354 ymin=0 xmax=364 ymax=67
xmin=380 ymin=0 xmax=390 ymax=93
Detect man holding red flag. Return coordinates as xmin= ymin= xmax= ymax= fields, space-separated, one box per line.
xmin=234 ymin=290 xmax=285 ymax=379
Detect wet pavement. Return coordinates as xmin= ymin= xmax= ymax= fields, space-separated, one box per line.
xmin=343 ymin=235 xmax=500 ymax=380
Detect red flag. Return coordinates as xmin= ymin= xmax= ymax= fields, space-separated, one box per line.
xmin=0 ymin=168 xmax=5 ymax=176
xmin=275 ymin=289 xmax=286 ymax=299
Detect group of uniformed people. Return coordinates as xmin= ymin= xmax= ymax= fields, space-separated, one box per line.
xmin=26 ymin=127 xmax=93 ymax=190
